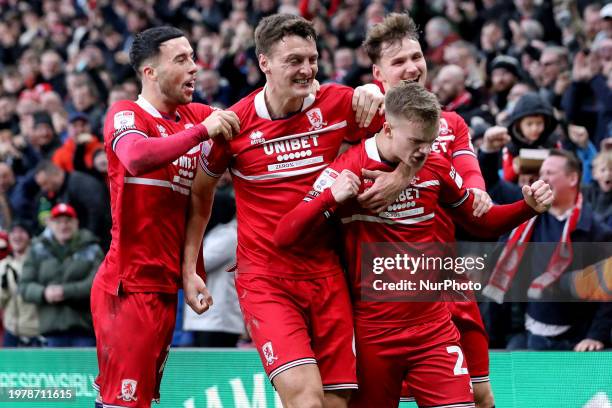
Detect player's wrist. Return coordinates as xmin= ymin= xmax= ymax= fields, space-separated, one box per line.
xmin=194 ymin=124 xmax=209 ymax=141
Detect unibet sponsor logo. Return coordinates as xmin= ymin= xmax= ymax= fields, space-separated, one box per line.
xmin=263 ymin=135 xmax=320 ymax=161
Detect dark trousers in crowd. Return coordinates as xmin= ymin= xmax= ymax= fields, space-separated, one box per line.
xmin=193 ymin=331 xmax=240 ymax=347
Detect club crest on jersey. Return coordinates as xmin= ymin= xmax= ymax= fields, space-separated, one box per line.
xmin=185 ymin=123 xmax=194 ymax=129
xmin=250 ymin=130 xmax=265 ymax=145
xmin=157 ymin=124 xmax=169 ymax=138
xmin=439 ymin=118 xmax=450 ymax=136
xmin=113 ymin=110 xmax=135 ymax=130
xmin=117 ymin=379 xmax=138 ymax=402
xmin=262 ymin=341 xmax=278 ymax=366
xmin=306 ymin=108 xmax=326 ymax=131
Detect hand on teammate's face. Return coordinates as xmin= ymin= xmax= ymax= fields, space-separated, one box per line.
xmin=201 ymin=110 xmax=241 ymax=141
xmin=358 ymin=168 xmax=404 ymax=213
xmin=521 ymin=180 xmax=553 ymax=213
xmin=352 ymin=84 xmax=385 ymax=128
xmin=330 ymin=169 xmax=361 ymax=203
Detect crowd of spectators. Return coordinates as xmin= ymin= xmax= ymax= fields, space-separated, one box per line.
xmin=0 ymin=0 xmax=610 ymax=349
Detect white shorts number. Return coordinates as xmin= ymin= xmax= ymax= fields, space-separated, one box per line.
xmin=446 ymin=345 xmax=469 ymax=375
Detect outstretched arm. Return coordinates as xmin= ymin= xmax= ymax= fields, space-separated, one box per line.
xmin=449 ymin=180 xmax=553 ymax=238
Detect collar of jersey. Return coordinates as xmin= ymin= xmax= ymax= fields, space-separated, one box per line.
xmin=365 ymin=135 xmax=397 ymax=168
xmin=254 ymin=85 xmax=316 ymax=120
xmin=136 ymin=95 xmax=181 ymax=121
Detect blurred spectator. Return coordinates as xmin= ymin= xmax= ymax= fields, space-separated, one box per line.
xmin=502 ymin=92 xmax=560 ymax=182
xmin=330 ymin=47 xmax=355 ymax=84
xmin=66 ymin=82 xmax=106 ymax=136
xmin=193 ymin=69 xmax=232 ymax=108
xmin=506 ymin=0 xmax=561 ymax=44
xmin=479 ymin=20 xmax=508 ymax=66
xmin=432 ymin=64 xmax=493 ymax=125
xmin=495 ymin=81 xmax=536 ymax=126
xmin=489 ymin=55 xmax=522 ymax=114
xmin=538 ymin=45 xmax=571 ymax=107
xmin=562 ymin=121 xmax=597 ymax=185
xmin=582 ymin=150 xmax=612 ymax=228
xmin=425 ymin=16 xmax=460 ymax=66
xmin=196 ymin=35 xmax=220 ymax=69
xmin=483 ymin=151 xmax=612 ymax=351
xmin=562 ymin=41 xmax=612 ymax=146
xmin=599 ymin=4 xmax=612 ymax=41
xmin=0 ymin=95 xmax=20 ymax=135
xmin=39 ymin=50 xmax=67 ymax=99
xmin=39 ymin=91 xmax=68 ymax=140
xmin=52 ymin=113 xmax=103 ymax=173
xmin=0 ymin=220 xmax=40 ymax=347
xmin=20 ymin=203 xmax=102 ymax=347
xmin=582 ymin=3 xmax=603 ymax=45
xmin=33 ymin=160 xmax=110 ymax=248
xmin=443 ymin=40 xmax=485 ymax=91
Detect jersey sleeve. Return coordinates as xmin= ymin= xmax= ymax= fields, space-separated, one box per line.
xmin=189 ymin=102 xmax=215 ymax=120
xmin=104 ymin=101 xmax=151 ymax=152
xmin=199 ymin=139 xmax=231 ymax=178
xmin=448 ymin=113 xmax=476 ymax=159
xmin=436 ymin=158 xmax=471 ymax=209
xmin=326 ymin=84 xmax=384 ymax=144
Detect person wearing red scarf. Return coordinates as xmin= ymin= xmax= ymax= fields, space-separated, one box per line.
xmin=483 ymin=150 xmax=612 ymax=352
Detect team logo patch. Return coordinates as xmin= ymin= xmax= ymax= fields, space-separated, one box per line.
xmin=157 ymin=124 xmax=169 ymax=138
xmin=262 ymin=341 xmax=278 ymax=366
xmin=185 ymin=123 xmax=194 ymax=129
xmin=439 ymin=118 xmax=449 ymax=135
xmin=306 ymin=108 xmax=326 ymax=131
xmin=113 ymin=111 xmax=135 ymax=130
xmin=250 ymin=130 xmax=265 ymax=145
xmin=117 ymin=379 xmax=138 ymax=402
xmin=313 ymin=168 xmax=339 ymax=192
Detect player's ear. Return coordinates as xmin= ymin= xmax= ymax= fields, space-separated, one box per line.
xmin=372 ymin=64 xmax=383 ymax=83
xmin=258 ymin=54 xmax=270 ymax=75
xmin=382 ymin=121 xmax=391 ymax=136
xmin=142 ymin=63 xmax=157 ymax=82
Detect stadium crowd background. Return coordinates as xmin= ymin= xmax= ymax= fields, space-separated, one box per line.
xmin=0 ymin=0 xmax=610 ymax=349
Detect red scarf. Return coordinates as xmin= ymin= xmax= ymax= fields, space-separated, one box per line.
xmin=444 ymin=90 xmax=472 ymax=112
xmin=483 ymin=194 xmax=582 ymax=303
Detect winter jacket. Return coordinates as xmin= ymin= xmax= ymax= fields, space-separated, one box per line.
xmin=19 ymin=229 xmax=103 ymax=335
xmin=0 ymin=254 xmax=39 ymax=337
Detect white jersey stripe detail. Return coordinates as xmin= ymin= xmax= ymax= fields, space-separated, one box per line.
xmin=111 ymin=130 xmax=148 ymax=151
xmin=426 ymin=403 xmax=475 ymax=408
xmin=341 ymin=212 xmax=435 ymax=225
xmin=322 ymin=384 xmax=359 ymax=391
xmin=452 ymin=150 xmax=477 ymax=158
xmin=231 ymin=164 xmax=328 ymax=181
xmin=269 ymin=358 xmax=317 ymax=381
xmin=413 ymin=180 xmax=440 ymax=188
xmin=124 ymin=177 xmax=190 ymax=195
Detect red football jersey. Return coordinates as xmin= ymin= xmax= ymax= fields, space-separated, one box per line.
xmin=97 ymin=97 xmax=213 ymax=294
xmin=201 ymin=84 xmax=383 ymax=279
xmin=433 ymin=111 xmax=478 ymax=241
xmin=306 ymin=136 xmax=470 ymax=326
